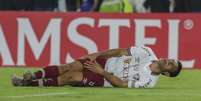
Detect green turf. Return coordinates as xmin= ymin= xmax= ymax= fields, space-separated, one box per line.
xmin=0 ymin=68 xmax=201 ymax=101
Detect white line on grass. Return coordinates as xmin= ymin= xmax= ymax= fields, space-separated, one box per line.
xmin=3 ymin=92 xmax=75 ymax=98
xmin=126 ymin=92 xmax=201 ymax=97
xmin=2 ymin=92 xmax=201 ymax=98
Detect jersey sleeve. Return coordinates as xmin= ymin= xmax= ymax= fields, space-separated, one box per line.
xmin=129 ymin=46 xmax=156 ymax=61
xmin=129 ymin=46 xmax=149 ymax=57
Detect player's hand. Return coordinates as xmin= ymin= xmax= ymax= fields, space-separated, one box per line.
xmin=81 ymin=55 xmax=97 ymax=61
xmin=80 ymin=53 xmax=100 ymax=61
xmin=83 ymin=60 xmax=104 ymax=75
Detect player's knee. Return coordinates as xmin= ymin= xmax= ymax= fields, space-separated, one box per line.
xmin=57 ymin=71 xmax=83 ymax=85
xmin=70 ymin=72 xmax=83 ymax=82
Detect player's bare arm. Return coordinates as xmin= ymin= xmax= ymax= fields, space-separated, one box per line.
xmin=59 ymin=48 xmax=130 ymax=73
xmin=82 ymin=48 xmax=130 ymax=60
xmin=101 ymin=71 xmax=128 ymax=88
xmin=84 ymin=60 xmax=127 ymax=88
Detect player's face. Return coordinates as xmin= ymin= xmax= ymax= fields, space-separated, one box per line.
xmin=158 ymin=58 xmax=178 ymax=77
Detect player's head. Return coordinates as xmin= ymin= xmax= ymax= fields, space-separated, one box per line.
xmin=158 ymin=58 xmax=182 ymax=77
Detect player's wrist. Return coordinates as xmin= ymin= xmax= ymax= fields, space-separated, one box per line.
xmin=100 ymin=70 xmax=110 ymax=76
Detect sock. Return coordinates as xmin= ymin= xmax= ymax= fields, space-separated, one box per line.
xmin=28 ymin=78 xmax=59 ymax=87
xmin=34 ymin=66 xmax=59 ymax=79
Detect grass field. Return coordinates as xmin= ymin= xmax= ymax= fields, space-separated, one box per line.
xmin=0 ymin=68 xmax=201 ymax=101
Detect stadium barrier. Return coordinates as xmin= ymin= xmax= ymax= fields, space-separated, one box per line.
xmin=0 ymin=12 xmax=200 ymax=68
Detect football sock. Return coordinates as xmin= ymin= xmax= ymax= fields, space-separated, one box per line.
xmin=34 ymin=66 xmax=59 ymax=79
xmin=29 ymin=78 xmax=59 ymax=87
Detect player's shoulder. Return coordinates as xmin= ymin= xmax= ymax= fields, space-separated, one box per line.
xmin=138 ymin=45 xmax=153 ymax=52
xmin=129 ymin=45 xmax=154 ymax=54
xmin=128 ymin=45 xmax=158 ymax=60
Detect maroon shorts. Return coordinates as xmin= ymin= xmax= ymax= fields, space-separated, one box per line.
xmin=76 ymin=56 xmax=107 ymax=87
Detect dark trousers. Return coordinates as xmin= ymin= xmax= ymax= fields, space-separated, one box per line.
xmin=174 ymin=0 xmax=201 ymax=12
xmin=144 ymin=0 xmax=170 ymax=12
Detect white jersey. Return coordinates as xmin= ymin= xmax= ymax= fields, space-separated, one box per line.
xmin=104 ymin=46 xmax=159 ymax=88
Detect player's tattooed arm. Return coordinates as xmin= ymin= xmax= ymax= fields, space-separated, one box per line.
xmin=84 ymin=60 xmax=128 ymax=88
xmin=101 ymin=71 xmax=128 ymax=88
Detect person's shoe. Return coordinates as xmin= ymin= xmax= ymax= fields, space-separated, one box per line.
xmin=23 ymin=70 xmax=35 ymax=81
xmin=11 ymin=74 xmax=24 ymax=86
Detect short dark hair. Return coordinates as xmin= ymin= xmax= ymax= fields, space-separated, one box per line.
xmin=169 ymin=61 xmax=182 ymax=77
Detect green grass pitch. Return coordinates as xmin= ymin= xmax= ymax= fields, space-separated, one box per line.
xmin=0 ymin=68 xmax=201 ymax=101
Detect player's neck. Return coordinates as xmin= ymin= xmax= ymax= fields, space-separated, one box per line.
xmin=150 ymin=61 xmax=161 ymax=76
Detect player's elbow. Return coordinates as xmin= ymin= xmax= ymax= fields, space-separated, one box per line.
xmin=113 ymin=81 xmax=128 ymax=88
xmin=121 ymin=82 xmax=128 ymax=88
xmin=120 ymin=48 xmax=130 ymax=56
xmin=135 ymin=83 xmax=155 ymax=88
xmin=146 ymin=85 xmax=155 ymax=88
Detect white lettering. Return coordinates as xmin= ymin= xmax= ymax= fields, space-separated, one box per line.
xmin=0 ymin=25 xmax=14 ymax=65
xmin=134 ymin=19 xmax=161 ymax=46
xmin=99 ymin=19 xmax=130 ymax=49
xmin=67 ymin=17 xmax=97 ymax=63
xmin=168 ymin=20 xmax=195 ymax=68
xmin=17 ymin=18 xmax=62 ymax=65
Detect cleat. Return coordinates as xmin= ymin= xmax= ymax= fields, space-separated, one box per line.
xmin=11 ymin=75 xmax=24 ymax=86
xmin=23 ymin=70 xmax=35 ymax=81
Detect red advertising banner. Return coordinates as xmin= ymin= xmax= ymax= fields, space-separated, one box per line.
xmin=0 ymin=12 xmax=200 ymax=68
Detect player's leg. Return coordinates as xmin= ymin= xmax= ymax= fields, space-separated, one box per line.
xmin=31 ymin=71 xmax=83 ymax=87
xmin=12 ymin=71 xmax=83 ymax=87
xmin=12 ymin=57 xmax=107 ymax=87
xmin=23 ymin=60 xmax=84 ymax=81
xmin=44 ymin=69 xmax=105 ymax=87
xmin=56 ymin=57 xmax=106 ymax=87
xmin=12 ymin=68 xmax=105 ymax=87
xmin=45 ymin=57 xmax=106 ymax=87
xmin=56 ymin=71 xmax=83 ymax=86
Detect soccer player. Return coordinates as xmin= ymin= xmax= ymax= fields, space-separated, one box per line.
xmin=12 ymin=46 xmax=182 ymax=88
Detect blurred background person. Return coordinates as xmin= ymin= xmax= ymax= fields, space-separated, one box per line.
xmin=99 ymin=0 xmax=133 ymax=13
xmin=63 ymin=0 xmax=102 ymax=12
xmin=94 ymin=0 xmax=104 ymax=12
xmin=0 ymin=0 xmax=32 ymax=10
xmin=0 ymin=0 xmax=58 ymax=11
xmin=31 ymin=0 xmax=58 ymax=11
xmin=79 ymin=0 xmax=99 ymax=12
xmin=129 ymin=0 xmax=147 ymax=13
xmin=144 ymin=0 xmax=171 ymax=12
xmin=1 ymin=0 xmax=201 ymax=13
xmin=65 ymin=0 xmax=80 ymax=12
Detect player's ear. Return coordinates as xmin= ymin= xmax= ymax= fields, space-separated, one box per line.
xmin=151 ymin=60 xmax=157 ymax=63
